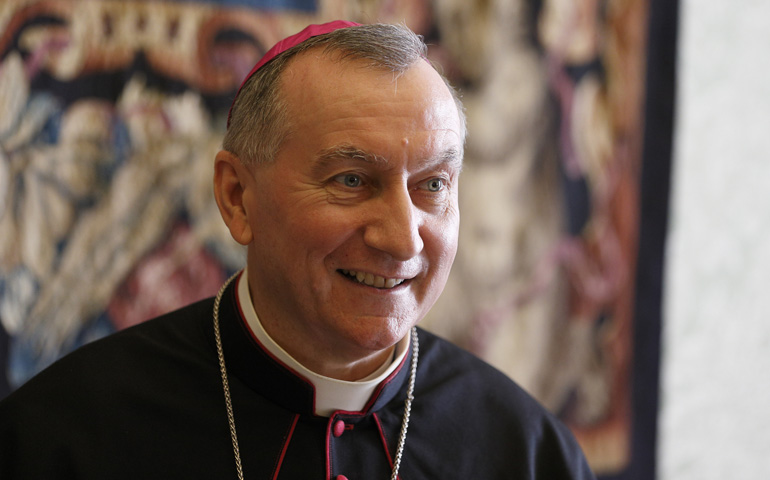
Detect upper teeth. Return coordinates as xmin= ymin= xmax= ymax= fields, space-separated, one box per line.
xmin=341 ymin=269 xmax=406 ymax=289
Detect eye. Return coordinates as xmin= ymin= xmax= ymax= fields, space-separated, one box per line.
xmin=422 ymin=177 xmax=446 ymax=192
xmin=333 ymin=173 xmax=362 ymax=188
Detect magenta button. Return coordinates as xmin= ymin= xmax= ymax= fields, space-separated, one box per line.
xmin=333 ymin=420 xmax=346 ymax=437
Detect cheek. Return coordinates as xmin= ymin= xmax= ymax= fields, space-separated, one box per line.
xmin=440 ymin=205 xmax=461 ymax=255
xmin=425 ymin=213 xmax=460 ymax=278
xmin=291 ymin=209 xmax=363 ymax=267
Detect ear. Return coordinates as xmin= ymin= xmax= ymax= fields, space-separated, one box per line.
xmin=213 ymin=150 xmax=253 ymax=246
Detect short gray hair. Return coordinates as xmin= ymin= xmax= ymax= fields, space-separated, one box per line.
xmin=223 ymin=23 xmax=466 ymax=164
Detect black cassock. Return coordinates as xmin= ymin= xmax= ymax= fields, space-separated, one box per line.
xmin=0 ymin=278 xmax=595 ymax=479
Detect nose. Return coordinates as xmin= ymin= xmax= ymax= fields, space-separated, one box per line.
xmin=363 ymin=187 xmax=424 ymax=261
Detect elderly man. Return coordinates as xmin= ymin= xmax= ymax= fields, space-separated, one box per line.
xmin=0 ymin=21 xmax=595 ymax=479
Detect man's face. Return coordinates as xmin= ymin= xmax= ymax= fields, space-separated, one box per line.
xmin=242 ymin=51 xmax=463 ymax=368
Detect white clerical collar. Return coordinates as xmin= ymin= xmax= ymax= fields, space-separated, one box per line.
xmin=236 ymin=269 xmax=409 ymax=417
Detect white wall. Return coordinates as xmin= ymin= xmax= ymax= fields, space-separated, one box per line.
xmin=659 ymin=0 xmax=770 ymax=478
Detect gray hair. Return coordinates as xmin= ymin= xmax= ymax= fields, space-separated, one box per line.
xmin=223 ymin=23 xmax=467 ymax=164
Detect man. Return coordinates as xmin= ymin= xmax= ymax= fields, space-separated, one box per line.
xmin=0 ymin=21 xmax=595 ymax=479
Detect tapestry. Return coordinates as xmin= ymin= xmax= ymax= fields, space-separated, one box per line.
xmin=0 ymin=0 xmax=676 ymax=478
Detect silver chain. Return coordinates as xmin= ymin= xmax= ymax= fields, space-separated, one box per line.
xmin=213 ymin=273 xmax=245 ymax=480
xmin=212 ymin=273 xmax=419 ymax=480
xmin=390 ymin=324 xmax=419 ymax=480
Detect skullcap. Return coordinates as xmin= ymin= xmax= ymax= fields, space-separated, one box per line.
xmin=227 ymin=20 xmax=361 ymax=128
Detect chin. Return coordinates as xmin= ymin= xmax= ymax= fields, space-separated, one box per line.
xmin=343 ymin=316 xmax=414 ymax=352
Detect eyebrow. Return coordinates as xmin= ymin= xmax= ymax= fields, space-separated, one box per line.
xmin=433 ymin=146 xmax=464 ymax=172
xmin=313 ymin=143 xmax=464 ymax=173
xmin=315 ymin=144 xmax=388 ymax=167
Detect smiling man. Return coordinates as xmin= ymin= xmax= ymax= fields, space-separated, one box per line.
xmin=0 ymin=22 xmax=595 ymax=479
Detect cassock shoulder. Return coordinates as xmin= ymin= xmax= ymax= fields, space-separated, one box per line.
xmin=0 ymin=297 xmax=226 ymax=478
xmin=3 ymin=296 xmax=216 ymax=402
xmin=412 ymin=327 xmax=596 ymax=479
xmin=415 ymin=327 xmax=554 ymax=416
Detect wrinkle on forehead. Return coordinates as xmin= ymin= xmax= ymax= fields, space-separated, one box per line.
xmin=276 ymin=49 xmax=464 ymax=172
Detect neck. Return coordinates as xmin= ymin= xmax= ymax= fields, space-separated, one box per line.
xmin=257 ymin=311 xmax=397 ymax=381
xmin=239 ymin=269 xmax=399 ymax=381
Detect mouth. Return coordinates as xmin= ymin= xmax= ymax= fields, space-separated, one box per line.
xmin=338 ymin=269 xmax=407 ymax=289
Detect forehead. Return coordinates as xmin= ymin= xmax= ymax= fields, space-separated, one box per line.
xmin=278 ymin=49 xmax=463 ymax=149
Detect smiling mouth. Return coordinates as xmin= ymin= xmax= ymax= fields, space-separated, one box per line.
xmin=339 ymin=269 xmax=407 ymax=289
